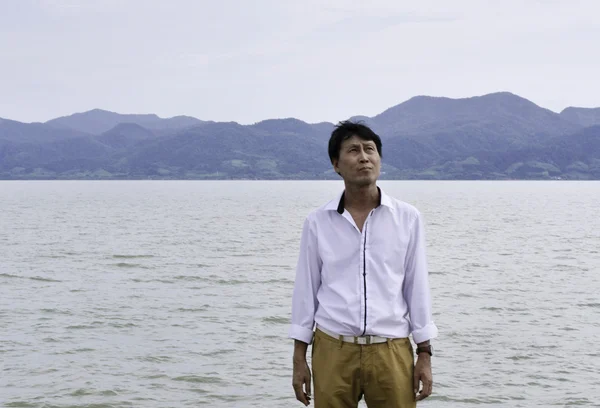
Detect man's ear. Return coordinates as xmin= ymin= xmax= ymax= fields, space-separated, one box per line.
xmin=332 ymin=159 xmax=339 ymax=174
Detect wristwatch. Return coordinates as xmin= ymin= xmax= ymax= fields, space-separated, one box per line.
xmin=416 ymin=345 xmax=433 ymax=356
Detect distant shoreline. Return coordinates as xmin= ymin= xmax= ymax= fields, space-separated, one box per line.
xmin=0 ymin=177 xmax=591 ymax=181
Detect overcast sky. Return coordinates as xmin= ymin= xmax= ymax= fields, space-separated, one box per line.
xmin=1 ymin=0 xmax=598 ymax=124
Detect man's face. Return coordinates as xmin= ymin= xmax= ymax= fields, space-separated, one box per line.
xmin=333 ymin=135 xmax=381 ymax=186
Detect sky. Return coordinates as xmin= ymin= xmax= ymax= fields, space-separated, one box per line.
xmin=1 ymin=0 xmax=599 ymax=124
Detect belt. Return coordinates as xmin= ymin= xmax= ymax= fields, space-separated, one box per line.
xmin=316 ymin=325 xmax=389 ymax=345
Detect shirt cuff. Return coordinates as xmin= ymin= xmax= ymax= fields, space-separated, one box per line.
xmin=289 ymin=324 xmax=315 ymax=345
xmin=412 ymin=322 xmax=439 ymax=344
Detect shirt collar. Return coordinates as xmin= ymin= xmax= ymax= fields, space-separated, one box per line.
xmin=325 ymin=186 xmax=393 ymax=214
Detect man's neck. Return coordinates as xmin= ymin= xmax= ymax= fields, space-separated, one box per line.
xmin=343 ymin=183 xmax=379 ymax=212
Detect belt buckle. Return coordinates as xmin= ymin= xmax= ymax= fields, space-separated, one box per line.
xmin=353 ymin=335 xmax=371 ymax=345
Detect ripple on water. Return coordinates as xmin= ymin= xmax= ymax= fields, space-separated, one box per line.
xmin=42 ymin=309 xmax=76 ymax=316
xmin=233 ymin=303 xmax=261 ymax=309
xmin=506 ymin=355 xmax=535 ymax=361
xmin=174 ymin=306 xmax=210 ymax=312
xmin=130 ymin=278 xmax=174 ymax=284
xmin=48 ymin=404 xmax=118 ymax=408
xmin=69 ymin=389 xmax=94 ymax=396
xmin=561 ymin=398 xmax=592 ymax=405
xmin=144 ymin=374 xmax=169 ymax=380
xmin=109 ymin=322 xmax=137 ymax=328
xmin=99 ymin=390 xmax=120 ymax=396
xmin=188 ymin=388 xmax=209 ymax=394
xmin=173 ymin=375 xmax=223 ymax=384
xmin=65 ymin=324 xmax=99 ymax=330
xmin=31 ymin=276 xmax=62 ymax=282
xmin=112 ymin=254 xmax=155 ymax=259
xmin=7 ymin=404 xmax=118 ymax=408
xmin=577 ymin=303 xmax=600 ymax=308
xmin=173 ymin=275 xmax=207 ymax=281
xmin=0 ymin=273 xmax=62 ymax=283
xmin=205 ymin=394 xmax=245 ymax=402
xmin=140 ymin=355 xmax=173 ymax=363
xmin=112 ymin=262 xmax=151 ymax=269
xmin=199 ymin=349 xmax=235 ymax=357
xmin=259 ymin=278 xmax=294 ymax=284
xmin=262 ymin=316 xmax=289 ymax=325
xmin=175 ymin=275 xmax=251 ymax=285
xmin=71 ymin=347 xmax=97 ymax=354
xmin=215 ymin=279 xmax=250 ymax=285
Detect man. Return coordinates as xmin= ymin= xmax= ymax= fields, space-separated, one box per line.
xmin=289 ymin=121 xmax=438 ymax=407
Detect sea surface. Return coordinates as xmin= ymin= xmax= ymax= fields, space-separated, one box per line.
xmin=1 ymin=180 xmax=599 ymax=407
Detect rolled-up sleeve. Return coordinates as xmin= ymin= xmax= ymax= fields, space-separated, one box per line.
xmin=403 ymin=211 xmax=438 ymax=344
xmin=288 ymin=216 xmax=322 ymax=345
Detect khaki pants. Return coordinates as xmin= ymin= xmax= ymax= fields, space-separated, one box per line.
xmin=311 ymin=328 xmax=416 ymax=408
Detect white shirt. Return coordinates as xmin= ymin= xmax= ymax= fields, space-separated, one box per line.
xmin=289 ymin=187 xmax=438 ymax=345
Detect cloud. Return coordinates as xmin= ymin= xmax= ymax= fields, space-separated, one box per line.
xmin=321 ymin=12 xmax=458 ymax=33
xmin=38 ymin=0 xmax=122 ymax=14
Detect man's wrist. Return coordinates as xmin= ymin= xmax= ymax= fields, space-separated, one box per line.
xmin=415 ymin=341 xmax=433 ymax=356
xmin=293 ymin=339 xmax=308 ymax=363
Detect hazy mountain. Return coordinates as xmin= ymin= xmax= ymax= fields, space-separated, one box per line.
xmin=478 ymin=125 xmax=600 ymax=179
xmin=2 ymin=92 xmax=600 ymax=180
xmin=560 ymin=107 xmax=600 ymax=127
xmin=0 ymin=118 xmax=90 ymax=144
xmin=545 ymin=125 xmax=600 ymax=170
xmin=45 ymin=109 xmax=206 ymax=135
xmin=0 ymin=135 xmax=111 ymax=175
xmin=96 ymin=123 xmax=157 ymax=149
xmin=249 ymin=118 xmax=333 ymax=145
xmin=363 ymin=93 xmax=580 ymax=165
xmin=371 ymin=92 xmax=576 ymax=138
xmin=121 ymin=121 xmax=331 ymax=179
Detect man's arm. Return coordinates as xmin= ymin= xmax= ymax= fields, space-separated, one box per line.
xmin=403 ymin=211 xmax=438 ymax=401
xmin=289 ymin=216 xmax=321 ymax=406
xmin=289 ymin=216 xmax=322 ymax=343
xmin=403 ymin=210 xmax=438 ymax=344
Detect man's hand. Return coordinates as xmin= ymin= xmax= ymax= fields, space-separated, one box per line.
xmin=292 ymin=358 xmax=312 ymax=406
xmin=413 ymin=354 xmax=433 ymax=401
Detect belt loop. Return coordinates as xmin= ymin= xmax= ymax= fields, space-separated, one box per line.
xmin=338 ymin=335 xmax=343 ymax=349
xmin=387 ymin=338 xmax=391 ymax=349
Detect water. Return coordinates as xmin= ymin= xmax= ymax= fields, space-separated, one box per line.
xmin=1 ymin=180 xmax=599 ymax=407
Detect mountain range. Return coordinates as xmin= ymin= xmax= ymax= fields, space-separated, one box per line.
xmin=1 ymin=92 xmax=600 ymax=180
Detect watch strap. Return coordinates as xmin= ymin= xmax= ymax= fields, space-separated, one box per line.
xmin=416 ymin=345 xmax=433 ymax=356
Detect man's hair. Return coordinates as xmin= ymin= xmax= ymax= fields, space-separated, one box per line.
xmin=328 ymin=120 xmax=382 ymax=163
